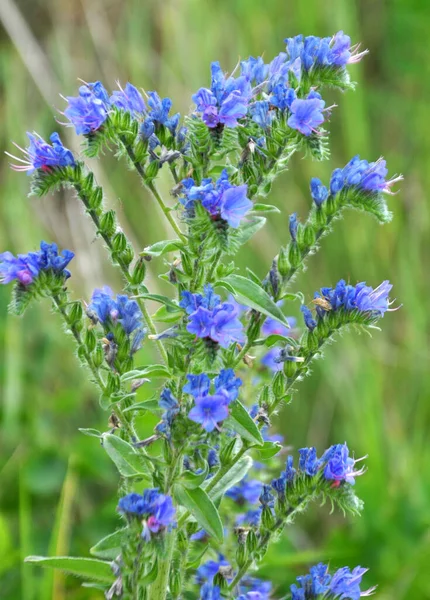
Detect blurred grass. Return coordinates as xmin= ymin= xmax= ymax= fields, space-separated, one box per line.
xmin=0 ymin=0 xmax=429 ymax=598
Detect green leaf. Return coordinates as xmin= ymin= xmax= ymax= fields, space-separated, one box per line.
xmin=78 ymin=428 xmax=102 ymax=438
xmin=180 ymin=463 xmax=210 ymax=489
xmin=218 ymin=274 xmax=290 ymax=328
xmin=152 ymin=305 xmax=184 ymax=323
xmin=136 ymin=294 xmax=181 ymax=312
xmin=24 ymin=556 xmax=114 ymax=584
xmin=120 ymin=364 xmax=171 ymax=381
xmin=101 ymin=434 xmax=152 ymax=478
xmin=236 ymin=216 xmax=266 ymax=245
xmin=140 ymin=560 xmax=159 ymax=586
xmin=206 ymin=455 xmax=253 ymax=502
xmin=90 ymin=530 xmax=124 ymax=559
xmin=252 ymin=203 xmax=281 ymax=214
xmin=264 ymin=334 xmax=291 ymax=348
xmin=174 ymin=486 xmax=223 ymax=543
xmin=256 ymin=441 xmax=282 ymax=460
xmin=245 ymin=267 xmax=262 ymax=285
xmin=141 ymin=239 xmax=183 ymax=257
xmin=227 ymin=400 xmax=264 ymax=446
xmin=122 ymin=399 xmax=160 ymax=413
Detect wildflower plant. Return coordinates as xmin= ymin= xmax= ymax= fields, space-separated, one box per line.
xmin=2 ymin=31 xmax=401 ymax=600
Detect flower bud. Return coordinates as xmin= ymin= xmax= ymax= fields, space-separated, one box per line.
xmin=305 ymin=330 xmax=319 ymax=353
xmin=214 ymin=573 xmax=229 ymax=592
xmin=261 ymin=506 xmax=275 ymax=530
xmin=246 ymin=530 xmax=258 ymax=554
xmin=288 ymin=242 xmax=301 ymax=269
xmin=314 ymin=206 xmax=326 ymax=229
xmin=68 ymin=301 xmax=83 ymax=325
xmin=303 ymin=225 xmax=316 ymax=248
xmin=180 ymin=252 xmax=193 ymax=276
xmin=236 ymin=544 xmax=248 ymax=568
xmin=93 ymin=343 xmax=104 ymax=368
xmin=85 ymin=328 xmax=97 ymax=353
xmin=112 ymin=232 xmax=127 ymax=254
xmin=277 ymin=246 xmax=290 ymax=277
xmin=325 ymin=195 xmax=337 ymax=217
xmin=120 ymin=244 xmax=134 ymax=267
xmin=247 ymin=315 xmax=262 ymax=343
xmin=106 ymin=372 xmax=121 ymax=395
xmin=170 ymin=571 xmax=181 ymax=598
xmin=272 ymin=371 xmax=287 ymax=399
xmin=99 ymin=210 xmax=116 ymax=237
xmin=219 ymin=439 xmax=237 ymax=465
xmin=284 ymin=359 xmax=297 ymax=378
xmin=89 ymin=186 xmax=103 ymax=212
xmin=131 ymin=258 xmax=146 ymax=285
xmin=145 ymin=160 xmax=160 ymax=183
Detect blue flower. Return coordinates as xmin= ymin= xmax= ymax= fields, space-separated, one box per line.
xmin=214 ymin=369 xmax=242 ymax=403
xmin=311 ymin=279 xmax=394 ymax=319
xmin=188 ymin=395 xmax=229 ymax=432
xmin=328 ymin=156 xmax=403 ymax=196
xmin=236 ymin=508 xmax=262 ymax=527
xmin=159 ymin=388 xmax=180 ymax=423
xmin=8 ymin=132 xmax=75 ymax=175
xmin=88 ymin=287 xmax=144 ymax=353
xmin=118 ymin=488 xmax=176 ymax=541
xmin=64 ymin=83 xmax=109 ymax=135
xmin=288 ymin=96 xmax=326 ymax=136
xmin=269 ymin=82 xmax=296 ymax=110
xmin=110 ymin=82 xmax=146 ymax=116
xmin=196 ymin=558 xmax=229 ymax=583
xmin=310 ymin=177 xmax=328 ymax=207
xmin=200 ymin=583 xmax=221 ymax=600
xmin=183 ymin=285 xmax=245 ymax=348
xmin=239 ymin=577 xmax=272 ymax=600
xmin=299 ymin=447 xmax=319 ymax=476
xmin=0 ymin=241 xmax=74 ymax=286
xmin=289 ymin=212 xmax=298 ymax=241
xmin=226 ymin=478 xmax=263 ymax=504
xmin=147 ymin=91 xmax=180 ymax=134
xmin=240 ymin=56 xmax=268 ymax=85
xmin=329 ymin=566 xmax=370 ymax=600
xmin=301 ymin=305 xmax=317 ymax=331
xmin=193 ymin=61 xmax=251 ymax=128
xmin=250 ymin=101 xmax=274 ymax=129
xmin=181 ymin=170 xmax=252 ymax=228
xmin=322 ymin=443 xmax=365 ymax=486
xmin=259 ymin=484 xmax=275 ymax=507
xmin=183 ymin=373 xmax=211 ymax=398
xmin=290 ymin=562 xmax=331 ymax=599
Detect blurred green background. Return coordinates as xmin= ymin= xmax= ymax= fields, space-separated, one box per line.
xmin=0 ymin=0 xmax=429 ymax=598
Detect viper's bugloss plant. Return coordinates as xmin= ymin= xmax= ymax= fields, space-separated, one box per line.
xmin=2 ymin=30 xmax=401 ymax=600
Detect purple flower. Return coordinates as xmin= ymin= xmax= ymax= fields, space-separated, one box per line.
xmin=289 ymin=212 xmax=298 ymax=241
xmin=183 ymin=373 xmax=211 ymax=398
xmin=288 ymin=97 xmax=325 ymax=136
xmin=196 ymin=558 xmax=229 ymax=583
xmin=7 ymin=132 xmax=75 ymax=174
xmin=250 ymin=101 xmax=274 ymax=129
xmin=240 ymin=56 xmax=268 ymax=85
xmin=110 ymin=82 xmax=146 ymax=116
xmin=214 ymin=369 xmax=242 ymax=403
xmin=269 ymin=82 xmax=296 ymax=111
xmin=181 ymin=170 xmax=252 ymax=229
xmin=310 ymin=177 xmax=328 ymax=207
xmin=193 ymin=61 xmax=251 ymax=128
xmin=183 ymin=286 xmax=245 ymax=348
xmin=290 ymin=562 xmax=331 ymax=599
xmin=200 ymin=583 xmax=221 ymax=600
xmin=236 ymin=508 xmax=262 ymax=527
xmin=64 ymin=83 xmax=109 ymax=135
xmin=322 ymin=443 xmax=365 ymax=486
xmin=330 ymin=566 xmax=372 ymax=600
xmin=328 ymin=156 xmax=403 ymax=195
xmin=118 ymin=488 xmax=175 ymax=541
xmin=239 ymin=577 xmax=271 ymax=600
xmin=0 ymin=241 xmax=74 ymax=286
xmin=301 ymin=305 xmax=317 ymax=331
xmin=88 ymin=287 xmax=144 ymax=353
xmin=188 ymin=395 xmax=229 ymax=432
xmin=299 ymin=447 xmax=319 ymax=476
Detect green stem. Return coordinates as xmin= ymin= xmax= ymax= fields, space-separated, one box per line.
xmin=72 ymin=182 xmax=169 ymax=365
xmin=148 ymin=530 xmax=175 ymax=600
xmin=121 ymin=139 xmax=186 ymax=244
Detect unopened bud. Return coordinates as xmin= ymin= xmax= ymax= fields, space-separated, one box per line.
xmin=85 ymin=328 xmax=97 ymax=353
xmin=246 ymin=530 xmax=258 ymax=554
xmin=131 ymin=258 xmax=146 ymax=285
xmin=283 ymin=359 xmax=297 ymax=378
xmin=93 ymin=343 xmax=104 ymax=368
xmin=112 ymin=232 xmax=127 ymax=253
xmin=303 ymin=225 xmax=316 ymax=248
xmin=272 ymin=371 xmax=287 ymax=399
xmin=288 ymin=242 xmax=301 ymax=269
xmin=219 ymin=439 xmax=237 ymax=465
xmin=145 ymin=160 xmax=160 ymax=183
xmin=277 ymin=247 xmax=290 ymax=277
xmin=99 ymin=210 xmax=116 ymax=237
xmin=68 ymin=301 xmax=83 ymax=324
xmin=261 ymin=506 xmax=275 ymax=530
xmin=236 ymin=544 xmax=248 ymax=568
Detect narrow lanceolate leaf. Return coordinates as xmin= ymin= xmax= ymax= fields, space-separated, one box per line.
xmin=101 ymin=434 xmax=152 ymax=479
xmin=206 ymin=455 xmax=253 ymax=503
xmin=24 ymin=556 xmax=115 ymax=584
xmin=141 ymin=239 xmax=184 ymax=257
xmin=174 ymin=485 xmax=223 ymax=543
xmin=120 ymin=364 xmax=171 ymax=382
xmin=90 ymin=529 xmax=125 ymax=560
xmin=180 ymin=463 xmax=209 ymax=489
xmin=236 ymin=216 xmax=266 ymax=245
xmin=256 ymin=441 xmax=282 ymax=460
xmin=140 ymin=560 xmax=159 ymax=586
xmin=228 ymin=400 xmax=264 ymax=446
xmin=217 ymin=274 xmax=290 ymax=328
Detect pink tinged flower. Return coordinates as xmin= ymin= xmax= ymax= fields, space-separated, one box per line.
xmin=287 ymin=98 xmax=325 ymax=136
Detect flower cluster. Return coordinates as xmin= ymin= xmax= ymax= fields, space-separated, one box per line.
xmin=184 ymin=369 xmax=242 ymax=432
xmin=290 ymin=562 xmax=373 ymax=600
xmin=310 ymin=156 xmax=403 ymax=207
xmin=180 ymin=285 xmax=244 ymax=348
xmin=0 ymin=241 xmax=74 ymax=286
xmin=271 ymin=443 xmax=364 ymax=499
xmin=88 ymin=286 xmax=145 ymax=355
xmin=63 ymin=80 xmax=180 ymax=138
xmin=301 ymin=279 xmax=394 ymax=331
xmin=192 ymin=61 xmax=252 ymax=128
xmin=181 ymin=169 xmax=252 ymax=228
xmin=118 ymin=488 xmax=176 ymax=541
xmin=284 ymin=31 xmax=368 ymax=72
xmin=7 ymin=132 xmax=75 ymax=174
xmin=261 ymin=314 xmax=299 ymax=371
